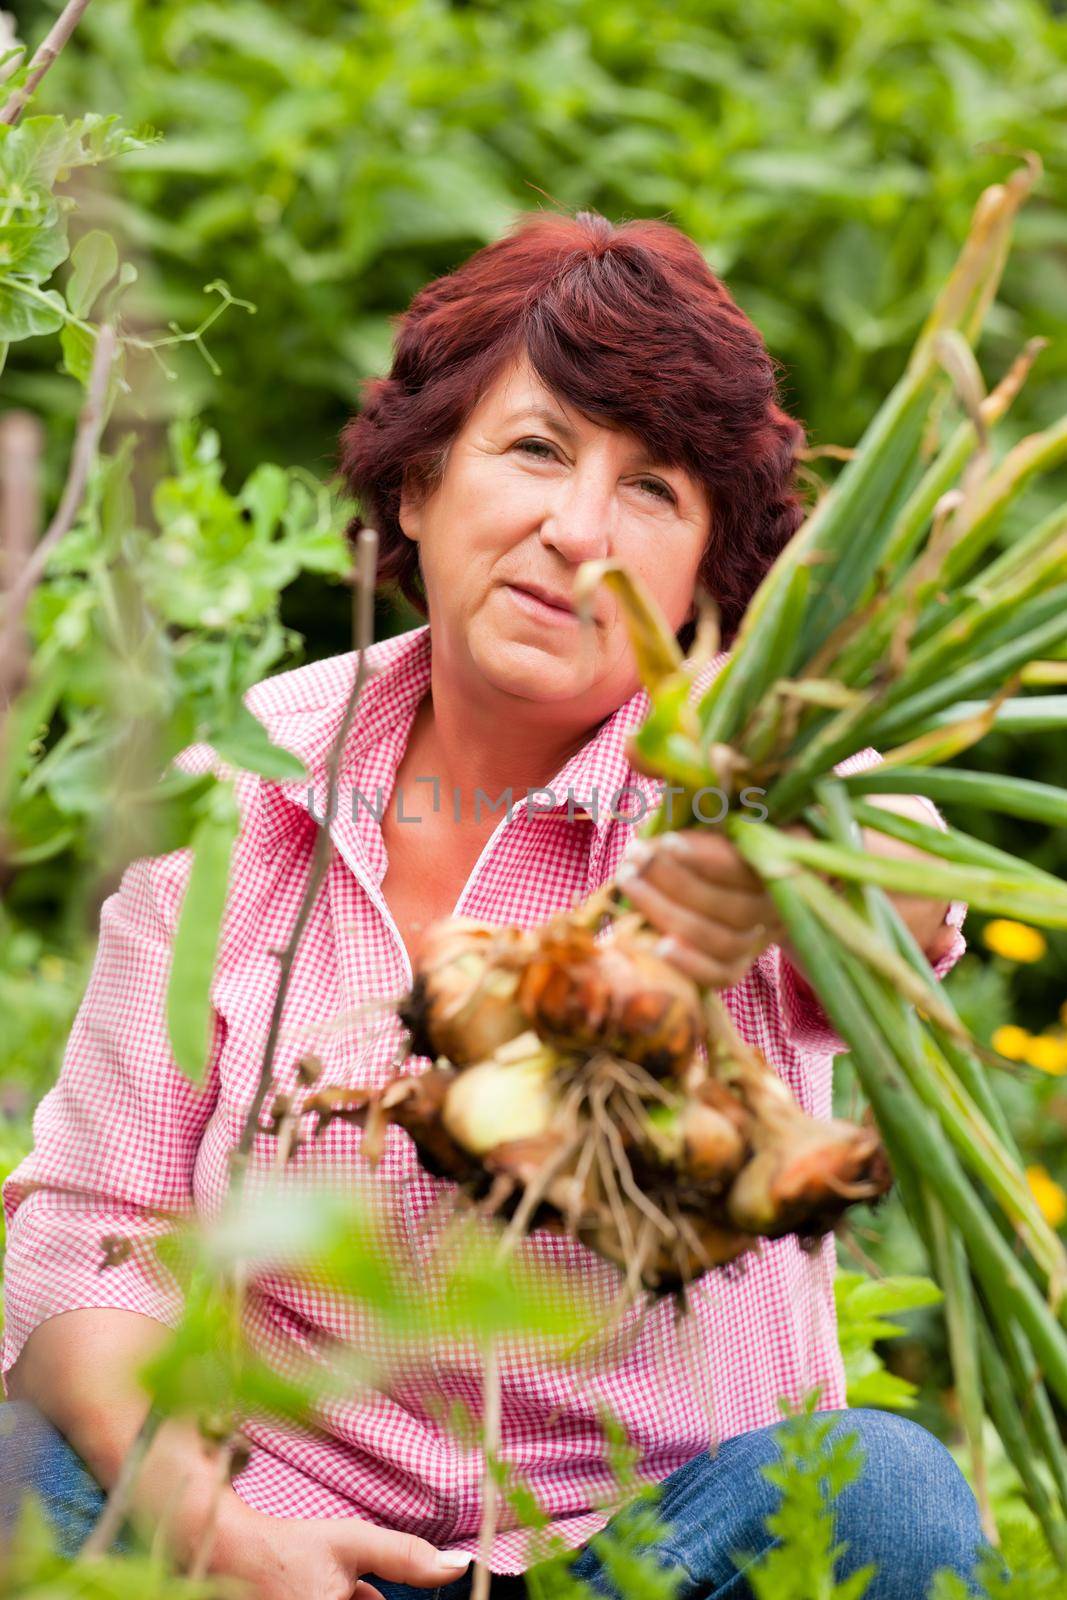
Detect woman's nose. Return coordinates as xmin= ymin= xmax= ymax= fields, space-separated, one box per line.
xmin=537 ymin=471 xmax=613 ymax=563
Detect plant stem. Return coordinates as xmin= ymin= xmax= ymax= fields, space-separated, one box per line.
xmin=80 ymin=1406 xmax=162 ymax=1560
xmin=766 ymin=886 xmax=1067 ymax=1411
xmin=926 ymin=1185 xmax=996 ymax=1544
xmin=230 ymin=527 xmax=379 ymax=1171
xmin=0 ymin=324 xmax=116 ymax=706
xmin=188 ymin=1437 xmax=238 ymax=1580
xmin=0 ymin=0 xmax=96 ymax=126
xmin=471 ymin=1338 xmax=501 ymax=1600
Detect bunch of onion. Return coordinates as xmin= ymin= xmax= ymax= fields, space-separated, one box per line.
xmin=563 ymin=157 xmax=1067 ymax=1558
xmin=334 ymin=910 xmax=892 ymax=1296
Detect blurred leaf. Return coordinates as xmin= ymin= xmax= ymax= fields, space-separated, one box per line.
xmin=66 ymin=228 xmax=119 ymax=318
xmin=213 ymin=702 xmax=305 ymax=780
xmin=165 ymin=780 xmax=240 ymax=1080
xmin=59 ymin=319 xmax=95 ymax=384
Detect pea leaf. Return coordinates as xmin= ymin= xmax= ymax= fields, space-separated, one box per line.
xmin=0 ymin=213 xmax=69 ymax=279
xmin=59 ymin=320 xmax=95 ymax=385
xmin=213 ymin=702 xmax=306 ymax=780
xmin=66 ymin=228 xmax=118 ymax=318
xmin=0 ymin=280 xmax=64 ymax=341
xmin=166 ymin=781 xmax=241 ymax=1080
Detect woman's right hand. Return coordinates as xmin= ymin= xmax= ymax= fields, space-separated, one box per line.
xmin=210 ymin=1494 xmax=471 ymax=1600
xmin=7 ymin=1311 xmax=470 ymax=1600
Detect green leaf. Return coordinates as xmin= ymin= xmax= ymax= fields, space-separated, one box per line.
xmin=238 ymin=462 xmax=289 ymax=539
xmin=0 ymin=213 xmax=69 ymax=278
xmin=0 ymin=279 xmax=64 ymax=341
xmin=100 ymin=258 xmax=138 ymax=321
xmin=840 ymin=765 xmax=1067 ymax=828
xmin=845 ymin=1369 xmax=921 ymax=1410
xmin=212 ymin=702 xmax=306 ymax=780
xmin=837 ymin=1270 xmax=943 ymax=1319
xmin=66 ymin=228 xmax=118 ymax=318
xmin=59 ymin=320 xmax=95 ymax=385
xmin=166 ymin=782 xmax=241 ymax=1080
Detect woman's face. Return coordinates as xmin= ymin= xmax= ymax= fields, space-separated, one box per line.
xmin=399 ymin=351 xmax=711 ymax=717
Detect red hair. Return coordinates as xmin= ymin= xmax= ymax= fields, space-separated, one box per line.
xmin=337 ymin=209 xmax=807 ymax=646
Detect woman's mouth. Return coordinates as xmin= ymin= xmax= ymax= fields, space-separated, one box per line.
xmin=505 ymin=584 xmax=581 ymax=627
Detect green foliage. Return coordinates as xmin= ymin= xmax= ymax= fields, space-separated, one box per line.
xmin=165 ymin=777 xmax=240 ymax=1079
xmin=113 ymin=1182 xmax=608 ymax=1453
xmin=0 ymin=1497 xmax=235 ymax=1599
xmin=926 ymin=1533 xmax=1061 ymax=1599
xmin=524 ymin=1413 xmax=684 ymax=1600
xmin=0 ymin=111 xmax=149 ymax=367
xmin=731 ymin=1393 xmax=876 ymax=1600
xmin=835 ymin=1270 xmax=944 ymax=1410
xmin=12 ymin=0 xmax=1067 ymax=480
xmin=4 ymin=406 xmax=348 ymax=902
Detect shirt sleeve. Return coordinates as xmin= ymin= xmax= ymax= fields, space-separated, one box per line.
xmin=770 ymin=745 xmax=968 ymax=1056
xmin=1 ymin=843 xmax=224 ymax=1387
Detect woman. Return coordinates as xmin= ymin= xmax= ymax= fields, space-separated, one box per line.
xmin=2 ymin=211 xmax=983 ymax=1599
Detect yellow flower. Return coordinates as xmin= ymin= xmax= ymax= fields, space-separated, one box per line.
xmin=1023 ymin=1035 xmax=1067 ymax=1075
xmin=982 ymin=920 xmax=1048 ymax=963
xmin=1026 ymin=1165 xmax=1067 ymax=1229
xmin=991 ymin=1024 xmax=1031 ymax=1062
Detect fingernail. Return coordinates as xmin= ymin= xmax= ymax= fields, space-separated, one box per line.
xmin=620 ymin=838 xmax=651 ymax=868
xmin=659 ymin=831 xmax=689 ymax=852
xmin=615 ymin=859 xmax=639 ymax=886
xmin=654 ymin=936 xmax=679 ymax=961
xmin=438 ymin=1551 xmax=471 ymax=1572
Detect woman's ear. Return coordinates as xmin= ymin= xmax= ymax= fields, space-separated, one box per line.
xmin=398 ymin=470 xmax=423 ymax=543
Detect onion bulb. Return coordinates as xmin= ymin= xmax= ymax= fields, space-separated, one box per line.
xmin=400 ymin=918 xmax=533 ymax=1066
xmin=517 ymin=922 xmax=703 ymax=1077
xmin=642 ymin=1080 xmax=751 ymax=1187
xmin=724 ymin=1076 xmax=891 ymax=1238
xmin=442 ymin=1031 xmax=565 ymax=1156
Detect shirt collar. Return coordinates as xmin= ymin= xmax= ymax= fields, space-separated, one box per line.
xmin=254 ymin=623 xmax=728 ymax=858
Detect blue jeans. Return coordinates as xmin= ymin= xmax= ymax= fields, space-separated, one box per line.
xmin=0 ymin=1401 xmax=992 ymax=1597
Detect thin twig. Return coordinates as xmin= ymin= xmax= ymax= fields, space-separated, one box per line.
xmin=0 ymin=410 xmax=42 ymax=871
xmin=187 ymin=1437 xmax=238 ymax=1580
xmin=231 ymin=528 xmax=379 ymax=1171
xmin=80 ymin=1406 xmax=162 ymax=1560
xmin=0 ymin=411 xmax=42 ymax=592
xmin=0 ymin=0 xmax=95 ymax=125
xmin=149 ymin=1465 xmax=194 ymax=1568
xmin=471 ymin=1339 xmax=501 ymax=1600
xmin=0 ymin=324 xmax=117 ymax=704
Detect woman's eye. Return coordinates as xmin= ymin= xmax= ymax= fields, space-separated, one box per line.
xmin=514 ymin=440 xmax=674 ymax=504
xmin=514 ymin=438 xmax=557 ymax=459
xmin=637 ymin=477 xmax=674 ymax=504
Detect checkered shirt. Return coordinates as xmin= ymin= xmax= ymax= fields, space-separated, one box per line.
xmin=2 ymin=625 xmax=967 ymax=1571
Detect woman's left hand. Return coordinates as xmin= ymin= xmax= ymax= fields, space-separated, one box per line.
xmin=615 ymin=829 xmax=784 ymax=990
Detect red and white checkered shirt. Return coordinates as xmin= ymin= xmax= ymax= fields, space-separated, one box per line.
xmin=2 ymin=624 xmax=966 ymax=1571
